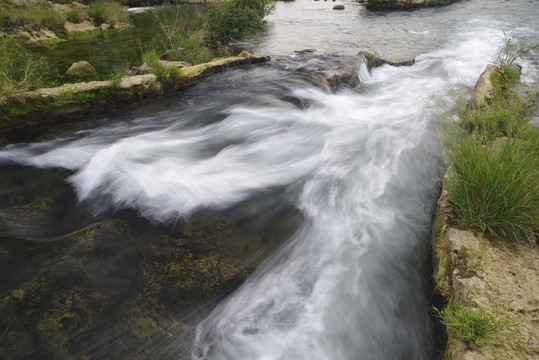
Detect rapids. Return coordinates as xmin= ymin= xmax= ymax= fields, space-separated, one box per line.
xmin=0 ymin=0 xmax=537 ymax=359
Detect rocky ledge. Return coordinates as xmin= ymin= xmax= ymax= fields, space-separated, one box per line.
xmin=430 ymin=65 xmax=539 ymax=359
xmin=0 ymin=51 xmax=270 ymax=136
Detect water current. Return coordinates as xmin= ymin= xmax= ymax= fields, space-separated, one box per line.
xmin=0 ymin=0 xmax=538 ymax=359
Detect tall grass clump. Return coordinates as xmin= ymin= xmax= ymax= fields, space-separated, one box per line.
xmin=433 ymin=303 xmax=518 ymax=347
xmin=442 ymin=36 xmax=539 ymax=243
xmin=0 ymin=35 xmax=50 ymax=92
xmin=445 ymin=132 xmax=538 ymax=242
xmin=87 ymin=0 xmax=129 ymax=28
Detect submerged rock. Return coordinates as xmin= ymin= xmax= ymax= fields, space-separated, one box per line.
xmin=356 ymin=51 xmax=415 ymax=72
xmin=65 ymin=60 xmax=97 ymax=76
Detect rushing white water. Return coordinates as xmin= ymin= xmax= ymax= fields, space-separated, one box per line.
xmin=0 ymin=1 xmax=538 ymax=358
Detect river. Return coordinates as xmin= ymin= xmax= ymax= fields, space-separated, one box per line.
xmin=0 ymin=0 xmax=538 ymax=359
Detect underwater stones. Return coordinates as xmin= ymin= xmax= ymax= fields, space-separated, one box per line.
xmin=65 ymin=60 xmax=97 ymax=76
xmin=356 ymin=50 xmax=415 ymax=72
xmin=0 ymin=278 xmax=109 ymax=358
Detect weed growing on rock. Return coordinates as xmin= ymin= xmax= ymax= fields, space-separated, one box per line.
xmin=432 ymin=303 xmax=519 ymax=347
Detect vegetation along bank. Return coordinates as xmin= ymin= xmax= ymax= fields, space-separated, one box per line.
xmin=430 ymin=39 xmax=539 ymax=359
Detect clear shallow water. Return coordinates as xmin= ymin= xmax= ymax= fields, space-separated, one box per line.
xmin=1 ymin=0 xmax=538 ymax=359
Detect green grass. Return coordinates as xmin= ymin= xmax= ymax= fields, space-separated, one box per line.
xmin=0 ymin=35 xmax=51 ymax=92
xmin=445 ymin=132 xmax=538 ymax=242
xmin=87 ymin=0 xmax=129 ymax=28
xmin=433 ymin=303 xmax=518 ymax=347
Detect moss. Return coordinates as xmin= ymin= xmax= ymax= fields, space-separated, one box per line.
xmin=0 ymin=278 xmax=109 ymax=358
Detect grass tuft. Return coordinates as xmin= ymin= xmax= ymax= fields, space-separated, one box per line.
xmin=433 ymin=303 xmax=519 ymax=347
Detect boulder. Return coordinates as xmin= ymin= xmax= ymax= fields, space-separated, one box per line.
xmin=356 ymin=51 xmax=415 ymax=72
xmin=467 ymin=64 xmax=498 ymax=110
xmin=295 ymin=65 xmax=360 ymax=92
xmin=315 ymin=65 xmax=360 ymax=91
xmin=65 ymin=61 xmax=97 ymax=76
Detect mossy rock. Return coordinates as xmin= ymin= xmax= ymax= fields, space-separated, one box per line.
xmin=138 ymin=214 xmax=264 ymax=311
xmin=0 ymin=278 xmax=109 ymax=359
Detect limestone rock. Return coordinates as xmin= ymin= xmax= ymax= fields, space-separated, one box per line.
xmin=65 ymin=61 xmax=97 ymax=76
xmin=467 ymin=64 xmax=498 ymax=110
xmin=356 ymin=51 xmax=415 ymax=72
xmin=13 ymin=26 xmax=57 ymax=42
xmin=64 ymin=20 xmax=96 ymax=33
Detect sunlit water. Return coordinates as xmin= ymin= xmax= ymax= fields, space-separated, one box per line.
xmin=1 ymin=0 xmax=538 ymax=359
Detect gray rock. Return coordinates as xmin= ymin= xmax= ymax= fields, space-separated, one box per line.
xmin=467 ymin=64 xmax=498 ymax=110
xmin=356 ymin=51 xmax=415 ymax=72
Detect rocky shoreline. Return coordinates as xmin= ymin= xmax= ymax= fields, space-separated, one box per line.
xmin=429 ymin=65 xmax=539 ymax=360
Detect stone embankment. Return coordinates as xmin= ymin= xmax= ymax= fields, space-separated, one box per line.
xmin=430 ymin=65 xmax=539 ymax=360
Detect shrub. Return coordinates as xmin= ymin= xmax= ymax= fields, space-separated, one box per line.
xmin=207 ymin=0 xmax=274 ymax=42
xmin=433 ymin=303 xmax=518 ymax=347
xmin=333 ymin=5 xmax=345 ymax=10
xmin=0 ymin=35 xmax=50 ymax=92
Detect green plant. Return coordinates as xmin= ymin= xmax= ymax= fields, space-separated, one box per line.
xmin=444 ymin=132 xmax=538 ymax=242
xmin=433 ymin=303 xmax=518 ymax=347
xmin=66 ymin=6 xmax=89 ymax=23
xmin=493 ymin=31 xmax=522 ymax=70
xmin=87 ymin=0 xmax=128 ymax=27
xmin=333 ymin=5 xmax=345 ymax=10
xmin=207 ymin=0 xmax=274 ymax=43
xmin=0 ymin=35 xmax=51 ymax=92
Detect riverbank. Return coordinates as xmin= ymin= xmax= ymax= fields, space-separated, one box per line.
xmin=0 ymin=51 xmax=270 ymax=141
xmin=430 ymin=64 xmax=539 ymax=359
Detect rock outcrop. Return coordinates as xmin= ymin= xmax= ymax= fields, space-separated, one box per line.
xmin=467 ymin=64 xmax=498 ymax=110
xmin=356 ymin=51 xmax=415 ymax=72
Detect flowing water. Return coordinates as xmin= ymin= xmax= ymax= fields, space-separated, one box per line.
xmin=1 ymin=0 xmax=538 ymax=359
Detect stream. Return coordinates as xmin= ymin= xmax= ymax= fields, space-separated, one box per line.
xmin=1 ymin=0 xmax=538 ymax=359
